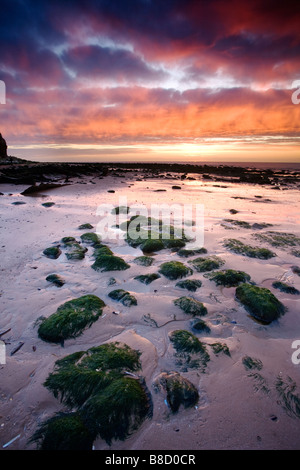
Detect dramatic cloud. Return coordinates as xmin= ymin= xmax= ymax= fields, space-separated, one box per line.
xmin=0 ymin=0 xmax=299 ymax=160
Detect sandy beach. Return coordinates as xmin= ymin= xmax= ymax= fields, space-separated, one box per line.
xmin=0 ymin=164 xmax=300 ymax=451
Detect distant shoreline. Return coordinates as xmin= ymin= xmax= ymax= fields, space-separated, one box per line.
xmin=0 ymin=157 xmax=299 ymax=187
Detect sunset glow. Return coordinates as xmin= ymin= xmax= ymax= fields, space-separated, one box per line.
xmin=1 ymin=0 xmax=300 ymax=163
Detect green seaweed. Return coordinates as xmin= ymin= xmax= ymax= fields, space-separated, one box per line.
xmin=78 ymin=223 xmax=94 ymax=230
xmin=224 ymin=219 xmax=252 ymax=229
xmin=80 ymin=232 xmax=102 ymax=246
xmin=242 ymin=356 xmax=263 ymax=371
xmin=188 ymin=255 xmax=225 ymax=272
xmin=291 ymin=249 xmax=300 ymax=258
xmin=190 ymin=318 xmax=211 ymax=334
xmin=36 ymin=342 xmax=152 ymax=446
xmin=91 ymin=254 xmax=130 ymax=272
xmin=276 ymin=375 xmax=300 ymax=419
xmin=42 ymin=202 xmax=55 ymax=208
xmin=272 ymin=281 xmax=300 ymax=295
xmin=64 ymin=241 xmax=87 ymax=260
xmin=111 ymin=205 xmax=130 ymax=215
xmin=108 ymin=289 xmax=137 ymax=306
xmin=253 ymin=231 xmax=300 ymax=248
xmin=29 ymin=412 xmax=95 ymax=450
xmin=175 ymin=279 xmax=202 ymax=292
xmin=174 ymin=296 xmax=207 ymax=316
xmin=46 ymin=274 xmax=65 ymax=287
xmin=133 ymin=256 xmax=154 ymax=266
xmin=169 ymin=329 xmax=210 ymax=371
xmin=210 ymin=342 xmax=231 ymax=357
xmin=224 ymin=238 xmax=276 ymax=259
xmin=153 ymin=371 xmax=199 ymax=412
xmin=134 ymin=273 xmax=161 ymax=284
xmin=43 ymin=246 xmax=61 ymax=259
xmin=235 ymin=283 xmax=285 ymax=324
xmin=177 ymin=248 xmax=207 ymax=257
xmin=37 ymin=294 xmax=105 ymax=344
xmin=204 ymin=269 xmax=251 ymax=287
xmin=158 ymin=261 xmax=193 ymax=280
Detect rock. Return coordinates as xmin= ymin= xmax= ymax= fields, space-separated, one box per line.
xmin=174 ymin=296 xmax=207 ymax=316
xmin=158 ymin=261 xmax=193 ymax=280
xmin=43 ymin=246 xmax=62 ymax=259
xmin=235 ymin=283 xmax=285 ymax=324
xmin=108 ymin=289 xmax=137 ymax=306
xmin=0 ymin=133 xmax=8 ymax=158
xmin=153 ymin=371 xmax=199 ymax=412
xmin=37 ymin=294 xmax=105 ymax=343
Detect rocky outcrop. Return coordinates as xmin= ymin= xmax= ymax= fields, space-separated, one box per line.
xmin=0 ymin=133 xmax=7 ymax=158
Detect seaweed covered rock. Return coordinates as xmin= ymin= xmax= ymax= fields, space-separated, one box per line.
xmin=175 ymin=279 xmax=202 ymax=292
xmin=37 ymin=294 xmax=105 ymax=343
xmin=63 ymin=239 xmax=88 ymax=260
xmin=108 ymin=289 xmax=137 ymax=306
xmin=121 ymin=215 xmax=189 ymax=253
xmin=80 ymin=232 xmax=102 ymax=246
xmin=204 ymin=269 xmax=251 ymax=287
xmin=169 ymin=329 xmax=210 ymax=371
xmin=91 ymin=254 xmax=130 ymax=272
xmin=174 ymin=296 xmax=207 ymax=316
xmin=177 ymin=247 xmax=207 ymax=257
xmin=36 ymin=342 xmax=152 ymax=446
xmin=29 ymin=412 xmax=95 ymax=451
xmin=235 ymin=283 xmax=285 ymax=324
xmin=153 ymin=371 xmax=199 ymax=412
xmin=133 ymin=256 xmax=154 ymax=267
xmin=188 ymin=255 xmax=225 ymax=272
xmin=46 ymin=273 xmax=65 ymax=287
xmin=78 ymin=223 xmax=94 ymax=230
xmin=224 ymin=239 xmax=276 ymax=259
xmin=272 ymin=281 xmax=300 ymax=295
xmin=158 ymin=261 xmax=193 ymax=280
xmin=190 ymin=318 xmax=211 ymax=334
xmin=43 ymin=246 xmax=61 ymax=259
xmin=134 ymin=273 xmax=160 ymax=285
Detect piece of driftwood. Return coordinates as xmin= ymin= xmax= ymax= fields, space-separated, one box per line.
xmin=10 ymin=342 xmax=24 ymax=356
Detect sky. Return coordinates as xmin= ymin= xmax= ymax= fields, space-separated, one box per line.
xmin=0 ymin=0 xmax=300 ymax=164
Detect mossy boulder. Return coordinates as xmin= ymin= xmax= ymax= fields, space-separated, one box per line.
xmin=46 ymin=274 xmax=65 ymax=287
xmin=242 ymin=355 xmax=263 ymax=371
xmin=175 ymin=279 xmax=202 ymax=292
xmin=224 ymin=238 xmax=276 ymax=259
xmin=190 ymin=318 xmax=211 ymax=334
xmin=272 ymin=281 xmax=299 ymax=295
xmin=174 ymin=296 xmax=207 ymax=316
xmin=92 ymin=244 xmax=114 ymax=257
xmin=134 ymin=273 xmax=161 ymax=285
xmin=64 ymin=241 xmax=88 ymax=260
xmin=43 ymin=246 xmax=61 ymax=259
xmin=108 ymin=289 xmax=137 ymax=306
xmin=91 ymin=254 xmax=130 ymax=272
xmin=153 ymin=371 xmax=199 ymax=412
xmin=133 ymin=256 xmax=154 ymax=267
xmin=37 ymin=342 xmax=152 ymax=446
xmin=158 ymin=261 xmax=193 ymax=280
xmin=61 ymin=236 xmax=76 ymax=244
xmin=80 ymin=232 xmax=101 ymax=246
xmin=37 ymin=294 xmax=105 ymax=344
xmin=235 ymin=283 xmax=285 ymax=324
xmin=188 ymin=256 xmax=225 ymax=272
xmin=29 ymin=412 xmax=95 ymax=451
xmin=177 ymin=247 xmax=207 ymax=257
xmin=204 ymin=269 xmax=251 ymax=287
xmin=140 ymin=238 xmax=165 ymax=253
xmin=78 ymin=223 xmax=94 ymax=230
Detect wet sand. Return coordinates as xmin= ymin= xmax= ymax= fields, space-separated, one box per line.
xmin=0 ymin=168 xmax=300 ymax=450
